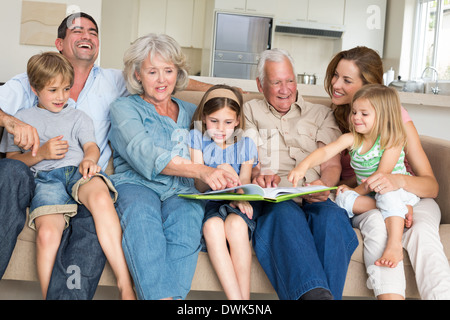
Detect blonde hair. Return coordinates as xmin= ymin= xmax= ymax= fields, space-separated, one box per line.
xmin=27 ymin=52 xmax=74 ymax=92
xmin=190 ymin=84 xmax=244 ymax=135
xmin=123 ymin=33 xmax=189 ymax=95
xmin=350 ymin=84 xmax=406 ymax=151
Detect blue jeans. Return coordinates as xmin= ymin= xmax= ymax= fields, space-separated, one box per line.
xmin=252 ymin=199 xmax=358 ymax=300
xmin=0 ymin=159 xmax=35 ymax=278
xmin=114 ymin=183 xmax=204 ymax=300
xmin=45 ymin=203 xmax=106 ymax=300
xmin=0 ymin=159 xmax=105 ymax=299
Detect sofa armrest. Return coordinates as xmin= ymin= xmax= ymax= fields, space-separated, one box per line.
xmin=420 ymin=135 xmax=450 ymax=224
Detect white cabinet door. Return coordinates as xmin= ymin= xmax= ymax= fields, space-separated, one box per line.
xmin=138 ymin=0 xmax=206 ymax=49
xmin=191 ymin=0 xmax=207 ymax=48
xmin=274 ymin=0 xmax=308 ymax=21
xmin=166 ymin=0 xmax=194 ymax=47
xmin=138 ymin=0 xmax=167 ymax=37
xmin=274 ymin=0 xmax=344 ymax=24
xmin=308 ymin=0 xmax=345 ymax=24
xmin=214 ymin=0 xmax=246 ymax=12
xmin=246 ymin=0 xmax=277 ymax=15
xmin=341 ymin=0 xmax=387 ymax=57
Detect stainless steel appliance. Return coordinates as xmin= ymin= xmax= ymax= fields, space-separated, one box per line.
xmin=212 ymin=13 xmax=272 ymax=79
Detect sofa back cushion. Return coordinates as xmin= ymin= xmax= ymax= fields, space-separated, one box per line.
xmin=420 ymin=135 xmax=450 ymax=223
xmin=173 ymin=90 xmax=332 ymax=108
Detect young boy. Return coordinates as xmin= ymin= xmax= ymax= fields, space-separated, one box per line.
xmin=0 ymin=52 xmax=135 ymax=299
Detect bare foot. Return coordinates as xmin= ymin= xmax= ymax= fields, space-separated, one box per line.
xmin=375 ymin=242 xmax=403 ymax=268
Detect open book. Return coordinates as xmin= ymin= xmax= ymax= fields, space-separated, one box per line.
xmin=179 ymin=184 xmax=337 ymax=203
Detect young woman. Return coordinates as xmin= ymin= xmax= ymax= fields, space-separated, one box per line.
xmin=323 ymin=46 xmax=450 ymax=300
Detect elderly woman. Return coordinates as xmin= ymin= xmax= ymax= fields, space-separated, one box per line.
xmin=108 ymin=33 xmax=238 ymax=300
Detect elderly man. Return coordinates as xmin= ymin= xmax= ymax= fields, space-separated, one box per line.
xmin=243 ymin=49 xmax=358 ymax=300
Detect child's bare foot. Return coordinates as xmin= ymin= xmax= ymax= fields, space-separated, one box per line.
xmin=375 ymin=242 xmax=403 ymax=268
xmin=405 ymin=205 xmax=413 ymax=228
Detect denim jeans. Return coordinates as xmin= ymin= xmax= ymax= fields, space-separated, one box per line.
xmin=114 ymin=183 xmax=204 ymax=300
xmin=0 ymin=159 xmax=35 ymax=278
xmin=252 ymin=199 xmax=358 ymax=300
xmin=44 ymin=201 xmax=107 ymax=300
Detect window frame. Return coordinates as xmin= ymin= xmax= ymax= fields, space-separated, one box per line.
xmin=410 ymin=0 xmax=448 ymax=81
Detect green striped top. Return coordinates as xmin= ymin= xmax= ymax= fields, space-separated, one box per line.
xmin=350 ymin=136 xmax=408 ymax=185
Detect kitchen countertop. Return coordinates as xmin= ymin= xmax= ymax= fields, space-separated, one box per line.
xmin=192 ymin=76 xmax=450 ymax=109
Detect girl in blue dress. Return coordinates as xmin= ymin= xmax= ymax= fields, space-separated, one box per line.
xmin=189 ymin=85 xmax=258 ymax=300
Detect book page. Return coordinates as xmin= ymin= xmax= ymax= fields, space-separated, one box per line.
xmin=263 ymin=185 xmax=333 ymax=199
xmin=202 ymin=184 xmax=265 ymax=196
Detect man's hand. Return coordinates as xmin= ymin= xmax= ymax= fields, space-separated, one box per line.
xmin=303 ymin=179 xmax=331 ymax=203
xmin=252 ymin=173 xmax=281 ymax=188
xmin=4 ymin=114 xmax=40 ymax=156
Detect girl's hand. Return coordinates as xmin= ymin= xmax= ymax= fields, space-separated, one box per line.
xmin=287 ymin=167 xmax=306 ymax=188
xmin=336 ymin=184 xmax=353 ymax=195
xmin=230 ymin=200 xmax=253 ymax=219
xmin=79 ymin=158 xmax=101 ymax=179
xmin=40 ymin=135 xmax=68 ymax=160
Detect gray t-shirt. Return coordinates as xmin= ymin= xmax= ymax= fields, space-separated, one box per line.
xmin=0 ymin=105 xmax=96 ymax=172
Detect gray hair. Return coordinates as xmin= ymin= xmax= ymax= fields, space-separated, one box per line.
xmin=257 ymin=48 xmax=296 ymax=86
xmin=123 ymin=33 xmax=189 ymax=95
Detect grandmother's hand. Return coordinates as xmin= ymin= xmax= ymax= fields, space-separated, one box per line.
xmin=200 ymin=166 xmax=240 ymax=191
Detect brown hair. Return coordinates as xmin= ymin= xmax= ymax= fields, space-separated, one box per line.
xmin=190 ymin=84 xmax=244 ymax=134
xmin=350 ymin=84 xmax=406 ymax=151
xmin=324 ymin=46 xmax=383 ymax=133
xmin=27 ymin=52 xmax=74 ymax=93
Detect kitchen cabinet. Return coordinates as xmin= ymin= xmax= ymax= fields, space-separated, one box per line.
xmin=166 ymin=0 xmax=194 ymax=47
xmin=215 ymin=0 xmax=276 ymax=16
xmin=138 ymin=0 xmax=206 ymax=48
xmin=138 ymin=0 xmax=166 ymax=36
xmin=274 ymin=0 xmax=308 ymax=21
xmin=341 ymin=0 xmax=386 ymax=57
xmin=308 ymin=0 xmax=345 ymax=25
xmin=274 ymin=0 xmax=344 ymax=25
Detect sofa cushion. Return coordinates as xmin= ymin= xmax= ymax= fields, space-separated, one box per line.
xmin=420 ymin=135 xmax=450 ymax=223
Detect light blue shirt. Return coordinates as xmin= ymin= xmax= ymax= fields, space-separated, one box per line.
xmin=188 ymin=129 xmax=258 ymax=175
xmin=0 ymin=65 xmax=128 ymax=170
xmin=109 ymin=94 xmax=198 ymax=201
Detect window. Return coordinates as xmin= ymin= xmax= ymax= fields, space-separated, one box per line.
xmin=411 ymin=0 xmax=450 ymax=81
